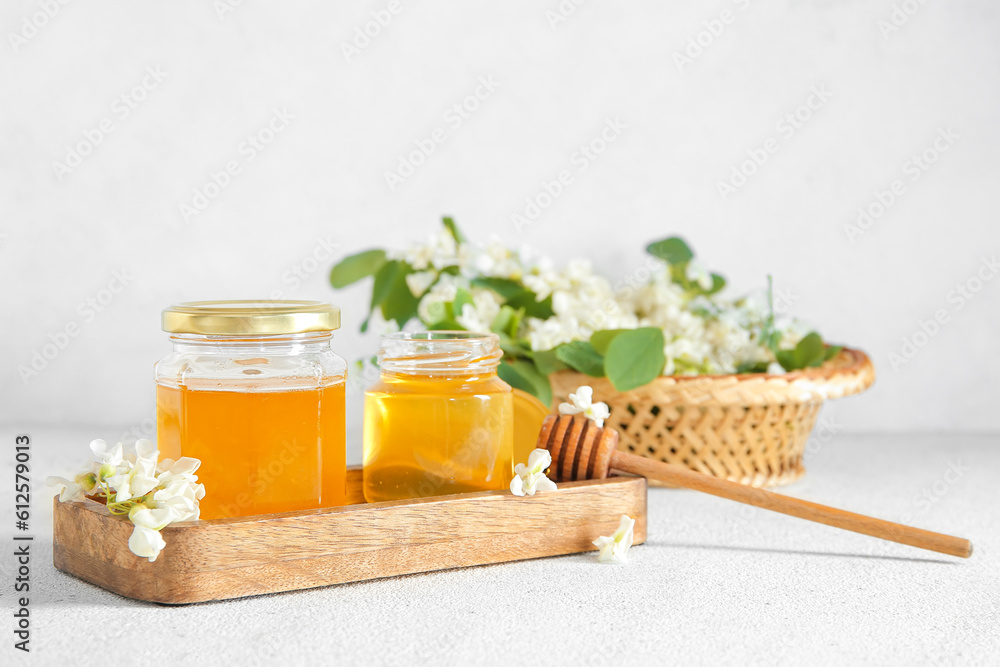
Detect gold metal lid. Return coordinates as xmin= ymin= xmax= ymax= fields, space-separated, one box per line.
xmin=162 ymin=300 xmax=341 ymax=335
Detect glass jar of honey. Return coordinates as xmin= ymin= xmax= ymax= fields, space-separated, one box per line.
xmin=363 ymin=331 xmax=513 ymax=502
xmin=155 ymin=300 xmax=347 ymax=519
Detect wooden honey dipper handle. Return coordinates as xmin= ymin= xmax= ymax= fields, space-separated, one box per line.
xmin=613 ymin=449 xmax=972 ymax=558
xmin=539 ymin=415 xmax=973 ymax=559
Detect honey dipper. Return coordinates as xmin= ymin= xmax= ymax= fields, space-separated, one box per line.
xmin=539 ymin=415 xmax=973 ymax=558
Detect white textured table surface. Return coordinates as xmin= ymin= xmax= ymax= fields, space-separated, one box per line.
xmin=3 ymin=427 xmax=998 ymax=666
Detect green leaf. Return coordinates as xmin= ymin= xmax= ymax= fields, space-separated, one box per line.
xmin=489 ymin=305 xmax=523 ymax=339
xmin=505 ymin=290 xmax=554 ymax=319
xmin=604 ymin=328 xmax=666 ymax=392
xmin=705 ymin=273 xmax=726 ymax=296
xmin=532 ymin=348 xmax=568 ymax=376
xmin=760 ymin=275 xmax=781 ymax=353
xmin=496 ymin=333 xmax=526 ymax=359
xmin=776 ymin=333 xmax=828 ymax=371
xmin=451 ymin=287 xmax=474 ymax=319
xmin=426 ymin=319 xmax=464 ymax=330
xmin=442 ymin=216 xmax=466 ymax=244
xmin=590 ymin=329 xmax=630 ymax=355
xmin=555 ymin=341 xmax=605 ymax=377
xmin=646 ymin=237 xmax=693 ymax=265
xmin=736 ymin=361 xmax=770 ymax=374
xmin=797 ymin=332 xmax=825 ymax=368
xmin=776 ymin=349 xmax=797 ymax=371
xmin=363 ymin=260 xmax=402 ymax=331
xmin=498 ymin=359 xmax=552 ymax=406
xmin=823 ymin=345 xmax=843 ymax=362
xmin=471 ymin=277 xmax=524 ymax=299
xmin=420 ymin=299 xmax=448 ymax=326
xmin=329 ymin=249 xmax=386 ymax=289
xmin=366 ymin=260 xmax=419 ymax=330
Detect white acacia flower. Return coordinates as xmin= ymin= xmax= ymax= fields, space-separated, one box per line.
xmin=129 ymin=504 xmax=176 ymax=531
xmin=46 ymin=472 xmax=97 ymax=502
xmin=473 ymin=238 xmax=523 ymax=280
xmin=430 ymin=232 xmax=460 ymax=270
xmin=89 ymin=439 xmax=125 ymax=481
xmin=417 ymin=273 xmax=460 ymax=324
xmin=128 ymin=525 xmax=167 ymax=563
xmin=687 ymin=260 xmax=714 ymax=290
xmin=107 ymin=439 xmax=159 ymax=502
xmin=777 ymin=318 xmax=811 ymax=349
xmin=156 ymin=456 xmax=202 ymax=477
xmin=455 ymin=290 xmax=501 ymax=332
xmin=510 ymin=449 xmax=557 ymax=496
xmin=593 ymin=514 xmax=635 ymax=564
xmin=767 ymin=362 xmax=786 ymax=375
xmin=151 ymin=460 xmax=205 ymax=522
xmin=405 ymin=270 xmax=438 ymax=297
xmin=456 ymin=303 xmax=488 ymax=332
xmin=558 ymin=386 xmax=611 ymax=428
xmin=526 ymin=316 xmax=580 ymax=352
xmin=53 ymin=437 xmax=206 ymax=562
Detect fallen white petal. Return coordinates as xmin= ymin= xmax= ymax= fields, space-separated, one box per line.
xmin=128 ymin=525 xmax=166 ymax=562
xmin=593 ymin=514 xmax=635 ymax=564
xmin=510 ymin=475 xmax=525 ymax=497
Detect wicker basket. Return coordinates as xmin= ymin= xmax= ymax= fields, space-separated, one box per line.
xmin=549 ymin=348 xmax=875 ymax=488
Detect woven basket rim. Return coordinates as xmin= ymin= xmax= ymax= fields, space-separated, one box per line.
xmin=657 ymin=346 xmax=870 ymax=384
xmin=549 ymin=347 xmax=875 ymax=406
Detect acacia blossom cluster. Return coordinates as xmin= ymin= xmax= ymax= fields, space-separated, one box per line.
xmin=392 ymin=229 xmax=809 ymax=375
xmin=48 ymin=439 xmax=205 ymax=562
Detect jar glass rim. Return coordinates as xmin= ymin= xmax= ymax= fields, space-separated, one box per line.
xmin=381 ymin=331 xmax=498 ymax=343
xmin=162 ymin=300 xmax=341 ymax=335
xmin=379 ymin=330 xmax=502 ymax=374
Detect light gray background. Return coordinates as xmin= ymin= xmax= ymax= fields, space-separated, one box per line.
xmin=2 ymin=1 xmax=998 ymax=441
xmin=2 ymin=4 xmax=998 ymax=666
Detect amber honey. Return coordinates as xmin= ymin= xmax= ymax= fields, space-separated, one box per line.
xmin=155 ymin=301 xmax=347 ymax=520
xmin=157 ymin=382 xmax=346 ymax=519
xmin=363 ymin=332 xmax=513 ymax=502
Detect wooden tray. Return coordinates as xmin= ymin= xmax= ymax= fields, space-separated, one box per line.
xmin=53 ymin=468 xmax=647 ymax=604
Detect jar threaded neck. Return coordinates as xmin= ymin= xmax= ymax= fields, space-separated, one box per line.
xmin=378 ymin=331 xmax=503 ymax=375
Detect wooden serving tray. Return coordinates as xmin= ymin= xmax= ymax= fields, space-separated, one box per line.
xmin=53 ymin=468 xmax=647 ymax=604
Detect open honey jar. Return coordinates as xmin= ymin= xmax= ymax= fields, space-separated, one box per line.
xmin=363 ymin=331 xmax=513 ymax=502
xmin=155 ymin=300 xmax=347 ymax=519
